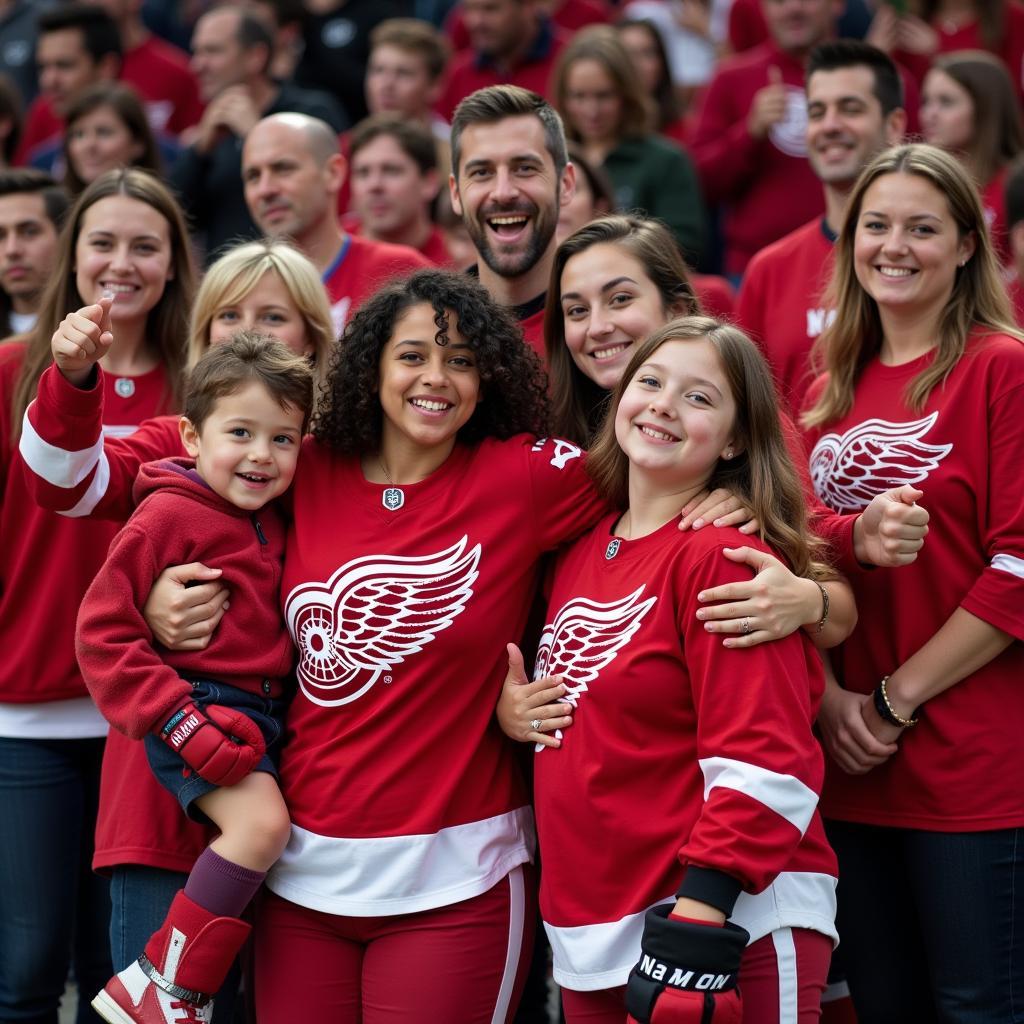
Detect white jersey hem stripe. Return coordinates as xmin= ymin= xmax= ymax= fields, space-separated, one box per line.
xmin=698 ymin=756 xmax=818 ymax=835
xmin=772 ymin=927 xmax=798 ymax=1024
xmin=20 ymin=406 xmax=104 ymax=488
xmin=266 ymin=807 xmax=535 ymax=916
xmin=546 ymin=870 xmax=837 ymax=991
xmin=491 ymin=865 xmax=525 ymax=1024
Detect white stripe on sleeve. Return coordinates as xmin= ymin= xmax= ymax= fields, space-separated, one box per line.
xmin=698 ymin=756 xmax=817 ymax=836
xmin=992 ymin=554 xmax=1024 ymax=580
xmin=62 ymin=452 xmax=111 ymax=518
xmin=20 ymin=405 xmax=104 ymax=488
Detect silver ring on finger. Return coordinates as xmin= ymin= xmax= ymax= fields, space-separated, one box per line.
xmin=742 ymin=618 xmax=752 ymax=635
xmin=530 ymin=719 xmax=542 ymax=731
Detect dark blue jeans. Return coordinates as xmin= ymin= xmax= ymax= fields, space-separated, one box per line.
xmin=109 ymin=866 xmax=242 ymax=1022
xmin=827 ymin=820 xmax=1024 ymax=1023
xmin=0 ymin=736 xmax=111 ymax=1024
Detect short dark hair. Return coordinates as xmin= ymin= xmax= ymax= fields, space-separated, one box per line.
xmin=0 ymin=168 xmax=70 ymax=229
xmin=38 ymin=4 xmax=122 ymax=66
xmin=183 ymin=331 xmax=315 ymax=434
xmin=806 ymin=40 xmax=903 ymax=116
xmin=349 ymin=114 xmax=437 ymax=174
xmin=451 ymin=85 xmax=567 ymax=178
xmin=370 ymin=18 xmax=447 ymax=82
xmin=1005 ymin=155 xmax=1024 ymax=228
xmin=235 ymin=7 xmax=274 ymax=54
xmin=313 ymin=269 xmax=550 ymax=452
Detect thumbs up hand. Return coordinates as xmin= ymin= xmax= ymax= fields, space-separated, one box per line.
xmin=747 ymin=65 xmax=789 ymax=139
xmin=854 ymin=486 xmax=930 ymax=567
xmin=51 ymin=295 xmax=115 ymax=387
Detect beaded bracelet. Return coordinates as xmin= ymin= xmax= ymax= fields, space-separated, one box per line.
xmin=872 ymin=675 xmax=920 ymax=728
xmin=813 ymin=581 xmax=830 ymax=633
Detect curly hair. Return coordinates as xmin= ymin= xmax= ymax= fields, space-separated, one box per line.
xmin=313 ymin=269 xmax=550 ymax=453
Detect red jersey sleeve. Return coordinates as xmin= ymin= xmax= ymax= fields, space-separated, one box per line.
xmin=675 ymin=543 xmax=825 ymax=903
xmin=960 ymin=378 xmax=1024 ymax=641
xmin=76 ymin=516 xmax=194 ymax=738
xmin=20 ymin=364 xmax=182 ymax=520
xmin=689 ymin=70 xmax=761 ymax=204
xmin=524 ymin=435 xmax=607 ymax=551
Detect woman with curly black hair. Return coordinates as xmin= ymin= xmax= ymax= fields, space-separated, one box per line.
xmin=140 ymin=269 xmax=606 ymax=1022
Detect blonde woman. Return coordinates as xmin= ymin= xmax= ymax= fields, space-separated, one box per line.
xmin=804 ymin=142 xmax=1024 ymax=1021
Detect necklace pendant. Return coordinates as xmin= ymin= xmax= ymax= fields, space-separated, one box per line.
xmin=605 ymin=538 xmax=621 ymax=560
xmin=114 ymin=377 xmax=136 ymax=398
xmin=382 ymin=486 xmax=405 ymax=512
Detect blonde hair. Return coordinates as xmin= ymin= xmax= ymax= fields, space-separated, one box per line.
xmin=188 ymin=239 xmax=334 ymax=406
xmin=803 ymin=143 xmax=1021 ymax=428
xmin=588 ymin=315 xmax=832 ymax=579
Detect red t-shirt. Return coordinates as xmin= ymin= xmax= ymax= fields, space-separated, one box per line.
xmin=267 ymin=434 xmax=606 ymax=916
xmin=444 ymin=0 xmax=610 ymax=52
xmin=735 ymin=216 xmax=835 ymax=417
xmin=692 ymin=273 xmax=736 ymax=321
xmin=323 ymin=234 xmax=432 ymax=334
xmin=689 ymin=43 xmax=824 ymax=276
xmin=535 ymin=515 xmax=837 ymax=989
xmin=803 ymin=333 xmax=1024 ymax=830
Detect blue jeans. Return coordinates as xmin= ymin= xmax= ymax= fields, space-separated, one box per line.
xmin=0 ymin=736 xmax=111 ymax=1024
xmin=109 ymin=866 xmax=242 ymax=1022
xmin=827 ymin=820 xmax=1024 ymax=1023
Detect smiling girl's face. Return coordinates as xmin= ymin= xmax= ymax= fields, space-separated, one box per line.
xmin=561 ymin=242 xmax=677 ymax=390
xmin=614 ymin=337 xmax=737 ymax=491
xmin=207 ymin=270 xmax=312 ymax=356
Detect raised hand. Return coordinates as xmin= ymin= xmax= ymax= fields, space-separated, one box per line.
xmin=51 ymin=295 xmax=114 ymax=386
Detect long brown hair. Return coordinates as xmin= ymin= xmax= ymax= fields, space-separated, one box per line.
xmin=803 ymin=143 xmax=1020 ymax=428
xmin=589 ymin=315 xmax=831 ymax=579
xmin=11 ymin=168 xmax=196 ymax=443
xmin=552 ymin=25 xmax=652 ymax=144
xmin=545 ymin=214 xmax=699 ymax=445
xmin=931 ymin=51 xmax=1023 ymax=186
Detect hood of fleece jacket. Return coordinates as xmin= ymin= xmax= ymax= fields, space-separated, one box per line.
xmin=132 ymin=457 xmax=247 ymax=517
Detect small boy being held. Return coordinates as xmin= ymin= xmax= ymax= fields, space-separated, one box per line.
xmin=77 ymin=332 xmax=314 ymax=1024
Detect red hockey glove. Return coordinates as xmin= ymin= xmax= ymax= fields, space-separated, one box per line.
xmin=159 ymin=701 xmax=265 ymax=787
xmin=625 ymin=905 xmax=748 ymax=1024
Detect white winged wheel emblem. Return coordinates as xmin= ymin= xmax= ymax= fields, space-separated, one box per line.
xmin=809 ymin=412 xmax=952 ymax=514
xmin=533 ymin=586 xmax=657 ymax=751
xmin=284 ymin=537 xmax=482 ymax=707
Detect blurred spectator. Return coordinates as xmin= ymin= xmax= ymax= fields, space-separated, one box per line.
xmin=553 ymin=25 xmax=704 ymax=261
xmin=920 ymin=50 xmax=1023 ymax=265
xmin=242 ymin=112 xmax=429 ymax=331
xmin=620 ymin=0 xmax=721 ymax=94
xmin=17 ymin=3 xmax=122 ymax=169
xmin=557 ymin=139 xmax=613 ymax=241
xmin=444 ymin=0 xmax=611 ymax=53
xmin=616 ymin=17 xmax=689 ymax=144
xmin=348 ymin=115 xmax=453 ymax=263
xmin=0 ymin=0 xmax=49 ymax=106
xmin=0 ymin=74 xmax=22 ymax=168
xmin=0 ymin=168 xmax=68 ymax=337
xmin=172 ymin=5 xmax=346 ymax=261
xmin=870 ymin=0 xmax=1024 ymax=101
xmin=92 ymin=0 xmax=203 ymax=135
xmin=736 ymin=40 xmax=906 ymax=414
xmin=436 ymin=0 xmax=568 ymax=120
xmin=689 ymin=0 xmax=837 ymax=278
xmin=434 ymin=186 xmax=476 ymax=267
xmin=244 ymin=0 xmax=306 ymax=81
xmin=62 ymin=82 xmax=163 ymax=195
xmin=292 ymin=0 xmax=405 ymax=127
xmin=1003 ymin=155 xmax=1024 ymax=321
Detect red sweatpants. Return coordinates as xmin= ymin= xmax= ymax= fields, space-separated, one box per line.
xmin=561 ymin=927 xmax=833 ymax=1024
xmin=253 ymin=865 xmax=535 ymax=1023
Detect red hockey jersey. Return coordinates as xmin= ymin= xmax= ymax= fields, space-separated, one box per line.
xmin=267 ymin=433 xmax=606 ymax=916
xmin=534 ymin=515 xmax=838 ymax=990
xmin=803 ymin=332 xmax=1024 ymax=830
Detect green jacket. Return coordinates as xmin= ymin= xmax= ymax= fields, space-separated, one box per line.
xmin=602 ymin=134 xmax=706 ymax=266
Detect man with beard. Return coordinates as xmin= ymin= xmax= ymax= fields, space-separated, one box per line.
xmin=242 ymin=112 xmax=430 ymax=334
xmin=449 ymin=85 xmax=576 ymax=358
xmin=735 ymin=40 xmax=906 ymax=415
